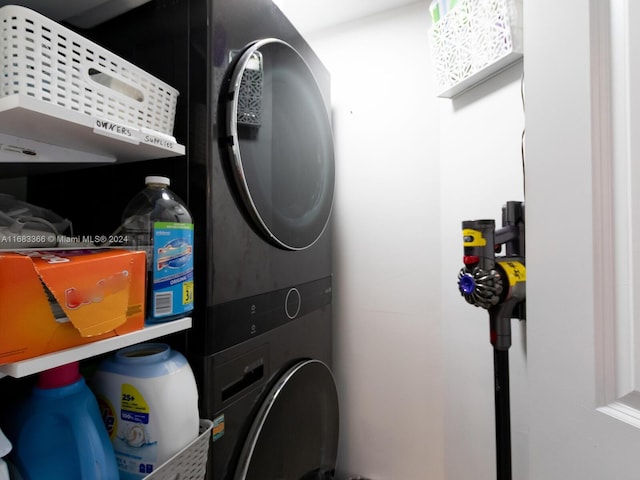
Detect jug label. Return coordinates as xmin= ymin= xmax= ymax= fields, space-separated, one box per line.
xmin=121 ymin=384 xmax=150 ymax=424
xmin=98 ymin=396 xmax=118 ymax=440
xmin=111 ymin=384 xmax=158 ymax=477
xmin=151 ymin=222 xmax=194 ymax=319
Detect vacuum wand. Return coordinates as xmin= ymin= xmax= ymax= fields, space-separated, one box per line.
xmin=457 ymin=201 xmax=525 ymax=480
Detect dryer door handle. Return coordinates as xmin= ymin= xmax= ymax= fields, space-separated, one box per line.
xmin=222 ymin=360 xmax=265 ymax=402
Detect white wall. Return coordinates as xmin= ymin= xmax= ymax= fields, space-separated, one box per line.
xmin=305 ymin=2 xmax=526 ymax=479
xmin=309 ymin=3 xmax=443 ymax=478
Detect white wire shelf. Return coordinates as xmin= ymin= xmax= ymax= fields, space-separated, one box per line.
xmin=0 ymin=94 xmax=185 ymax=164
xmin=0 ymin=316 xmax=192 ymax=378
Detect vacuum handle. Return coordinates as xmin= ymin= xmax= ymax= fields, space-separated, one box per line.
xmin=462 ymin=219 xmax=496 ymax=272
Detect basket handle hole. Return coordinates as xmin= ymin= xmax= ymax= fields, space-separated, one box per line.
xmin=88 ymin=68 xmax=144 ymax=102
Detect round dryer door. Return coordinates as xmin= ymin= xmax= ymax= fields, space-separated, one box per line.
xmin=226 ymin=38 xmax=335 ymax=251
xmin=233 ymin=359 xmax=339 ymax=480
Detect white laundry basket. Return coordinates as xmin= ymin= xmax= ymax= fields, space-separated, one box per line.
xmin=429 ymin=0 xmax=523 ymax=98
xmin=144 ymin=419 xmax=213 ymax=480
xmin=0 ymin=4 xmax=179 ymax=135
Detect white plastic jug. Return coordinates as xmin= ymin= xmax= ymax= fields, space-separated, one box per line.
xmin=91 ymin=343 xmax=200 ymax=480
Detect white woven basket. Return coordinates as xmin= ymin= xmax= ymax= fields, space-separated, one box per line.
xmin=144 ymin=419 xmax=213 ymax=480
xmin=429 ymin=0 xmax=523 ymax=98
xmin=0 ymin=4 xmax=179 ymax=135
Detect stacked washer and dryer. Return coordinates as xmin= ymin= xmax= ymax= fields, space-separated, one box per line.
xmin=187 ymin=0 xmax=340 ymax=478
xmin=24 ymin=0 xmax=339 ymax=477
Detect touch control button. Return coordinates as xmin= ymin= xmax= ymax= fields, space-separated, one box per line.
xmin=285 ymin=288 xmax=301 ymax=319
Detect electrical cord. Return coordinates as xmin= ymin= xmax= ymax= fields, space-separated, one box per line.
xmin=520 ymin=71 xmax=526 ymax=198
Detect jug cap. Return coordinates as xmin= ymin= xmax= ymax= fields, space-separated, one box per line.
xmin=38 ymin=361 xmax=81 ymax=389
xmin=145 ymin=175 xmax=170 ymax=186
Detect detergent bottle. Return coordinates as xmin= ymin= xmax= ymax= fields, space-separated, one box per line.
xmin=91 ymin=343 xmax=200 ymax=479
xmin=7 ymin=361 xmax=118 ymax=480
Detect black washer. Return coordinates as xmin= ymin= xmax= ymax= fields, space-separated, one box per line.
xmin=233 ymin=359 xmax=339 ymax=480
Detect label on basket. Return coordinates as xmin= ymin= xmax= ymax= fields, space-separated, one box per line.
xmin=93 ymin=118 xmax=140 ymax=145
xmin=140 ymin=131 xmax=179 ymax=151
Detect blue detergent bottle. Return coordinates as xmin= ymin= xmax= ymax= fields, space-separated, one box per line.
xmin=7 ymin=362 xmax=119 ymax=480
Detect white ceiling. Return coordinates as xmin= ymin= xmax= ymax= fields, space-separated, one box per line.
xmin=0 ymin=0 xmax=101 ymax=21
xmin=0 ymin=0 xmax=152 ymax=27
xmin=0 ymin=0 xmax=420 ymax=32
xmin=274 ymin=0 xmax=421 ymax=34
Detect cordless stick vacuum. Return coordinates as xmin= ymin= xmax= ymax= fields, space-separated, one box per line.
xmin=457 ymin=201 xmax=525 ymax=480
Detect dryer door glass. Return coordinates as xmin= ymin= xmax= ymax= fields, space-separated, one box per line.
xmin=233 ymin=359 xmax=339 ymax=480
xmin=226 ymin=38 xmax=335 ymax=251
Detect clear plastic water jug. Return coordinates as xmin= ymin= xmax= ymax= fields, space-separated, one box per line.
xmin=121 ymin=175 xmax=194 ymax=323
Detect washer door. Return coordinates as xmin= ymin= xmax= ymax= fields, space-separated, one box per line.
xmin=225 ymin=38 xmax=335 ymax=251
xmin=233 ymin=359 xmax=339 ymax=480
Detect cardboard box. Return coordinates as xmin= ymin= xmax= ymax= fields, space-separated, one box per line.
xmin=0 ymin=248 xmax=146 ymax=364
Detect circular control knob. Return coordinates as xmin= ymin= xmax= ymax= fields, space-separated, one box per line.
xmin=285 ymin=288 xmax=301 ymax=319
